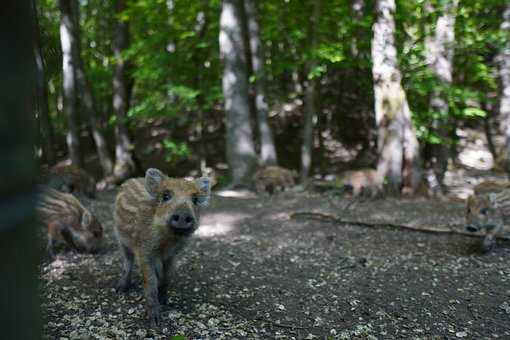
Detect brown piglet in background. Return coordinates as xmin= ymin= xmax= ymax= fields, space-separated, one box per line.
xmin=37 ymin=186 xmax=103 ymax=257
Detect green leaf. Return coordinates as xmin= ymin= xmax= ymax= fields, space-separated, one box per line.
xmin=463 ymin=107 xmax=487 ymax=118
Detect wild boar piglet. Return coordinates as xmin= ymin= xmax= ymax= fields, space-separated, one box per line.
xmin=465 ymin=188 xmax=510 ymax=252
xmin=37 ymin=187 xmax=103 ymax=257
xmin=114 ymin=168 xmax=211 ymax=324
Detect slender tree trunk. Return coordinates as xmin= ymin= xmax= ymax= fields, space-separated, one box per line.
xmin=0 ymin=1 xmax=41 ymax=337
xmin=220 ymin=0 xmax=257 ymax=187
xmin=372 ymin=0 xmax=421 ymax=194
xmin=58 ymin=0 xmax=82 ymax=167
xmin=425 ymin=0 xmax=458 ymax=195
xmin=193 ymin=1 xmax=210 ymax=174
xmin=34 ymin=0 xmax=56 ymax=165
xmin=244 ymin=0 xmax=278 ymax=166
xmin=112 ymin=0 xmax=136 ymax=181
xmin=351 ymin=0 xmax=364 ymax=57
xmin=499 ymin=5 xmax=510 ymax=175
xmin=71 ymin=2 xmax=113 ymax=176
xmin=301 ymin=0 xmax=320 ymax=181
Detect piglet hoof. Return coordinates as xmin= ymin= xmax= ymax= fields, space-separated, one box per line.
xmin=158 ymin=291 xmax=168 ymax=305
xmin=481 ymin=238 xmax=495 ymax=253
xmin=46 ymin=251 xmax=56 ymax=262
xmin=115 ymin=279 xmax=132 ymax=293
xmin=146 ymin=305 xmax=161 ymax=326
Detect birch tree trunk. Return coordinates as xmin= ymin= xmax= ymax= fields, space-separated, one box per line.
xmin=301 ymin=0 xmax=320 ymax=182
xmin=58 ymin=0 xmax=82 ymax=167
xmin=372 ymin=0 xmax=421 ymax=194
xmin=112 ymin=0 xmax=136 ymax=181
xmin=71 ymin=1 xmax=113 ymax=176
xmin=34 ymin=0 xmax=56 ymax=165
xmin=244 ymin=0 xmax=278 ymax=166
xmin=425 ymin=0 xmax=458 ymax=195
xmin=220 ymin=0 xmax=257 ymax=187
xmin=499 ymin=5 xmax=510 ymax=175
xmin=351 ymin=0 xmax=364 ymax=57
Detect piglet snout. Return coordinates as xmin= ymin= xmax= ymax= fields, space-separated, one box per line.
xmin=168 ymin=212 xmax=195 ymax=233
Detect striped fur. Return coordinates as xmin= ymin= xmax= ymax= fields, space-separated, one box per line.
xmin=37 ymin=187 xmax=103 ymax=256
xmin=113 ymin=168 xmax=211 ymax=324
xmin=336 ymin=168 xmax=383 ymax=198
xmin=466 ymin=186 xmax=510 ymax=252
xmin=41 ymin=164 xmax=96 ymax=198
xmin=253 ymin=166 xmax=296 ymax=194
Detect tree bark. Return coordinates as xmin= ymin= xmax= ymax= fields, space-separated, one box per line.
xmin=425 ymin=0 xmax=458 ymax=195
xmin=34 ymin=0 xmax=56 ymax=165
xmin=301 ymin=0 xmax=321 ymax=182
xmin=220 ymin=0 xmax=257 ymax=187
xmin=112 ymin=0 xmax=136 ymax=181
xmin=59 ymin=0 xmax=82 ymax=167
xmin=0 ymin=1 xmax=41 ymax=337
xmin=499 ymin=5 xmax=510 ymax=175
xmin=244 ymin=0 xmax=278 ymax=166
xmin=70 ymin=1 xmax=113 ymax=176
xmin=372 ymin=0 xmax=421 ymax=194
xmin=351 ymin=0 xmax=364 ymax=57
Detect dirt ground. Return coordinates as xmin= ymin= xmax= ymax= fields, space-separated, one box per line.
xmin=41 ymin=174 xmax=510 ymax=340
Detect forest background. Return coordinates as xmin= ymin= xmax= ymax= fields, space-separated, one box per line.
xmin=36 ymin=0 xmax=510 ymax=193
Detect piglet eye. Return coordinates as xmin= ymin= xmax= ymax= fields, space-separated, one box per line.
xmin=162 ymin=191 xmax=172 ymax=202
xmin=480 ymin=208 xmax=489 ymax=215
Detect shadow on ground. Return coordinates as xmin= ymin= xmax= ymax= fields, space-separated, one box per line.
xmin=41 ymin=179 xmax=510 ymax=339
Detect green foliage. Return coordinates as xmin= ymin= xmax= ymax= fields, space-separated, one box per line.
xmin=37 ymin=0 xmax=509 ymax=170
xmin=397 ymin=0 xmax=505 ymax=146
xmin=162 ymin=139 xmax=190 ymax=164
xmin=170 ymin=335 xmax=187 ymax=340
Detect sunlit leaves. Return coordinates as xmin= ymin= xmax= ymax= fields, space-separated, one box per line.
xmin=162 ymin=139 xmax=190 ymax=163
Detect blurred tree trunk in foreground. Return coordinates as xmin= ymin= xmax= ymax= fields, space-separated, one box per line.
xmin=220 ymin=0 xmax=257 ymax=187
xmin=425 ymin=0 xmax=458 ymax=195
xmin=112 ymin=0 xmax=136 ymax=182
xmin=372 ymin=0 xmax=421 ymax=194
xmin=59 ymin=0 xmax=82 ymax=167
xmin=244 ymin=0 xmax=278 ymax=167
xmin=499 ymin=5 xmax=510 ymax=175
xmin=301 ymin=0 xmax=320 ymax=182
xmin=34 ymin=0 xmax=56 ymax=166
xmin=0 ymin=1 xmax=41 ymax=338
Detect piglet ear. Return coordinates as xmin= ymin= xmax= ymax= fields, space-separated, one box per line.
xmin=195 ymin=177 xmax=211 ymax=207
xmin=145 ymin=168 xmax=164 ymax=198
xmin=81 ymin=210 xmax=92 ymax=228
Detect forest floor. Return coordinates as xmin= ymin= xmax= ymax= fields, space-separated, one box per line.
xmin=41 ymin=168 xmax=510 ymax=340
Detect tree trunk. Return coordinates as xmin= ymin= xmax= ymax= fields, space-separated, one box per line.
xmin=425 ymin=0 xmax=458 ymax=195
xmin=112 ymin=0 xmax=136 ymax=182
xmin=193 ymin=1 xmax=210 ymax=174
xmin=0 ymin=1 xmax=41 ymax=337
xmin=220 ymin=0 xmax=257 ymax=187
xmin=58 ymin=0 xmax=82 ymax=167
xmin=372 ymin=0 xmax=421 ymax=194
xmin=34 ymin=0 xmax=56 ymax=165
xmin=351 ymin=0 xmax=364 ymax=57
xmin=499 ymin=5 xmax=510 ymax=175
xmin=244 ymin=0 xmax=278 ymax=166
xmin=301 ymin=0 xmax=320 ymax=182
xmin=70 ymin=2 xmax=113 ymax=176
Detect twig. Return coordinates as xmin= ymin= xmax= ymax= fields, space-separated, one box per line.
xmin=264 ymin=319 xmax=310 ymax=330
xmin=289 ymin=211 xmax=509 ymax=240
